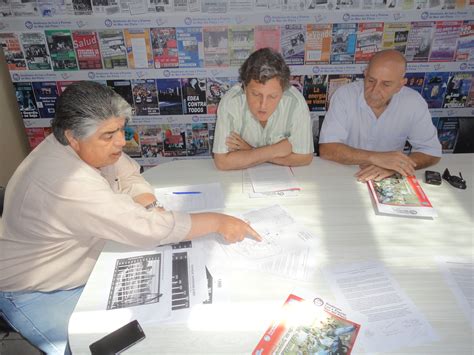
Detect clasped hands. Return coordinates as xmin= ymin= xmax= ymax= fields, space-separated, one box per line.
xmin=355 ymin=151 xmax=416 ymax=182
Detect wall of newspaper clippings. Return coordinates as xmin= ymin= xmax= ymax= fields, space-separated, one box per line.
xmin=0 ymin=1 xmax=473 ymax=168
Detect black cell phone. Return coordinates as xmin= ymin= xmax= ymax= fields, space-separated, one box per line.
xmin=425 ymin=170 xmax=442 ymax=185
xmin=89 ymin=320 xmax=145 ymax=355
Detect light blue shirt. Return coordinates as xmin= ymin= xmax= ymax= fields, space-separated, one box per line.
xmin=319 ymin=81 xmax=442 ymax=157
xmin=212 ymin=84 xmax=314 ymax=154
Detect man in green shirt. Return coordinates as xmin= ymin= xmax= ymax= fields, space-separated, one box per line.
xmin=212 ymin=48 xmax=314 ymax=170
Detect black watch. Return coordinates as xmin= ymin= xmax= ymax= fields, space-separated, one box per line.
xmin=145 ymin=200 xmax=163 ymax=210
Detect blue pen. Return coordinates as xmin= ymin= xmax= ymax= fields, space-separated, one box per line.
xmin=172 ymin=191 xmax=202 ymax=195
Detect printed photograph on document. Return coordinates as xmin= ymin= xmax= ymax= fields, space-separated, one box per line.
xmin=107 ymin=253 xmax=163 ymax=310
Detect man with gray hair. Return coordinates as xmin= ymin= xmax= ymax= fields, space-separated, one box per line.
xmin=212 ymin=48 xmax=314 ymax=170
xmin=0 ymin=81 xmax=260 ymax=354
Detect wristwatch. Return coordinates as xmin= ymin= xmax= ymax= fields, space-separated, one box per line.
xmin=145 ymin=200 xmax=163 ymax=210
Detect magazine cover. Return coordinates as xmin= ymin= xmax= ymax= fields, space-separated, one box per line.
xmin=327 ymin=74 xmax=353 ymax=109
xmin=131 ymin=79 xmax=160 ymax=116
xmin=92 ymin=0 xmax=119 ymax=14
xmin=437 ymin=117 xmax=460 ymax=153
xmin=25 ymin=127 xmax=52 ymax=149
xmin=443 ymin=72 xmax=473 ymax=108
xmin=355 ymin=22 xmax=384 ymax=63
xmin=253 ymin=293 xmax=361 ymax=355
xmin=157 ymin=78 xmax=183 ymax=115
xmin=37 ymin=0 xmax=70 ymax=16
xmin=0 ymin=33 xmax=26 ymax=70
xmin=10 ymin=0 xmax=38 ymax=16
xmin=181 ymin=78 xmax=207 ymax=115
xmin=32 ymin=81 xmax=59 ymax=118
xmin=289 ymin=75 xmax=305 ymax=93
xmin=177 ymin=27 xmax=204 ymax=68
xmin=123 ymin=125 xmax=141 ymax=157
xmin=20 ymin=32 xmax=52 ymax=70
xmin=72 ymin=0 xmax=93 ymax=14
xmin=305 ymin=24 xmax=332 ymax=65
xmin=255 ymin=25 xmax=281 ymax=52
xmin=187 ymin=123 xmax=210 ymax=156
xmin=405 ymin=22 xmax=435 ymax=62
xmin=72 ymin=30 xmax=102 ymax=70
xmin=330 ymin=23 xmax=357 ymax=64
xmin=45 ymin=29 xmax=78 ymax=71
xmin=98 ymin=29 xmax=128 ymax=69
xmin=162 ymin=123 xmax=188 ymax=157
xmin=138 ymin=125 xmax=164 ymax=158
xmin=381 ymin=22 xmax=410 ymax=54
xmin=335 ymin=0 xmax=360 ymax=9
xmin=368 ymin=175 xmax=437 ymax=218
xmin=404 ymin=72 xmax=426 ymax=94
xmin=123 ymin=28 xmax=153 ymax=69
xmin=429 ymin=21 xmax=463 ymax=62
xmin=56 ymin=80 xmax=74 ymax=94
xmin=206 ymin=77 xmax=238 ymax=114
xmin=281 ymin=24 xmax=305 ymax=65
xmin=203 ymin=26 xmax=229 ymax=67
xmin=228 ymin=25 xmax=255 ymax=67
xmin=106 ymin=80 xmax=135 ymax=111
xmin=14 ymin=82 xmax=40 ymax=119
xmin=150 ymin=27 xmax=179 ymax=68
xmin=455 ymin=20 xmax=474 ymax=62
xmin=0 ymin=0 xmax=12 ymax=16
xmin=421 ymin=72 xmax=450 ymax=108
xmin=466 ymin=77 xmax=474 ymax=107
xmin=303 ymin=75 xmax=328 ymax=111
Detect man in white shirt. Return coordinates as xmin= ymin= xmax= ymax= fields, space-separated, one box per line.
xmin=319 ymin=49 xmax=441 ymax=182
xmin=0 ymin=81 xmax=260 ymax=355
xmin=212 ymin=48 xmax=314 ymax=170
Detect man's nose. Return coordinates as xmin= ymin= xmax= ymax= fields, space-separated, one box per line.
xmin=115 ymin=130 xmax=126 ymax=147
xmin=259 ymin=96 xmax=267 ymax=109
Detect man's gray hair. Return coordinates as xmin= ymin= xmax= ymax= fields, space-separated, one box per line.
xmin=239 ymin=48 xmax=290 ymax=90
xmin=51 ymin=81 xmax=132 ymax=145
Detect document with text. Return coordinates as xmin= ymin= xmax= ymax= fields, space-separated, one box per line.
xmin=247 ymin=163 xmax=300 ymax=193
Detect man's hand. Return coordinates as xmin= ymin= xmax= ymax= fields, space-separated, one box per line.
xmin=226 ymin=132 xmax=253 ymax=151
xmin=272 ymin=138 xmax=293 ymax=158
xmin=355 ymin=165 xmax=395 ymax=182
xmin=217 ymin=215 xmax=262 ymax=243
xmin=369 ymin=151 xmax=416 ymax=176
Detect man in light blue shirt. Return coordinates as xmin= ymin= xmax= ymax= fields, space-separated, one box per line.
xmin=213 ymin=48 xmax=314 ymax=170
xmin=319 ymin=49 xmax=441 ymax=182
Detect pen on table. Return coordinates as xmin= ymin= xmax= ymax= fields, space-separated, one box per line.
xmin=170 ymin=191 xmax=202 ymax=195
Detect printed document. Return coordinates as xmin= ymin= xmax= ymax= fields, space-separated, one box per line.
xmin=324 ymin=261 xmax=438 ymax=353
xmin=247 ymin=163 xmax=300 ymax=193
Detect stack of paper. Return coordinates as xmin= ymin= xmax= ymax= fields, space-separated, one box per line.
xmin=246 ymin=164 xmax=300 ymax=198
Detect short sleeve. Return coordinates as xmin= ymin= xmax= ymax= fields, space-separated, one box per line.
xmin=212 ymin=89 xmax=241 ymax=154
xmin=287 ymin=91 xmax=314 ymax=154
xmin=407 ymin=98 xmax=442 ymax=157
xmin=319 ymin=87 xmax=350 ymax=144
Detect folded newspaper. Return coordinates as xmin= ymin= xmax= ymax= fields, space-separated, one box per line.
xmin=253 ymin=293 xmax=360 ymax=355
xmin=367 ymin=175 xmax=437 ymax=218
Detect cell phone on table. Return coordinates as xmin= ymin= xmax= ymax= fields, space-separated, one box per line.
xmin=425 ymin=170 xmax=442 ymax=185
xmin=89 ymin=320 xmax=145 ymax=355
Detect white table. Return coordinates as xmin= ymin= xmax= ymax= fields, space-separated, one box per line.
xmin=69 ymin=155 xmax=473 ymax=354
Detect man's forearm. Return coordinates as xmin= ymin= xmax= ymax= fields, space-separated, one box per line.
xmin=214 ymin=144 xmax=281 ymax=170
xmin=319 ymin=143 xmax=375 ymax=166
xmin=269 ymin=153 xmax=313 ymax=166
xmin=408 ymin=152 xmax=441 ymax=169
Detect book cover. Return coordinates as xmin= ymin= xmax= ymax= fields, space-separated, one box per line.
xmin=206 ymin=77 xmax=238 ymax=114
xmin=14 ymin=82 xmax=40 ymax=119
xmin=138 ymin=125 xmax=164 ymax=158
xmin=281 ymin=24 xmax=305 ymax=65
xmin=203 ymin=26 xmax=229 ymax=67
xmin=98 ymin=29 xmax=128 ymax=69
xmin=107 ymin=80 xmax=135 ymax=112
xmin=368 ymin=175 xmax=437 ymax=218
xmin=162 ymin=123 xmax=188 ymax=157
xmin=228 ymin=25 xmax=255 ymax=67
xmin=187 ymin=123 xmax=210 ymax=156
xmin=177 ymin=27 xmax=204 ymax=68
xmin=404 ymin=72 xmax=426 ymax=94
xmin=45 ymin=29 xmax=78 ymax=71
xmin=253 ymin=293 xmax=360 ymax=355
xmin=131 ymin=79 xmax=160 ymax=116
xmin=303 ymin=75 xmax=328 ymax=111
xmin=181 ymin=78 xmax=207 ymax=115
xmin=20 ymin=32 xmax=52 ymax=70
xmin=436 ymin=117 xmax=460 ymax=153
xmin=455 ymin=20 xmax=474 ymax=62
xmin=443 ymin=72 xmax=473 ymax=108
xmin=405 ymin=22 xmax=435 ymax=62
xmin=0 ymin=33 xmax=27 ymax=70
xmin=355 ymin=22 xmax=384 ymax=63
xmin=327 ymin=74 xmax=353 ymax=109
xmin=330 ymin=23 xmax=357 ymax=64
xmin=255 ymin=25 xmax=281 ymax=53
xmin=25 ymin=127 xmax=52 ymax=150
xmin=157 ymin=78 xmax=183 ymax=115
xmin=305 ymin=24 xmax=332 ymax=65
xmin=150 ymin=27 xmax=179 ymax=69
xmin=123 ymin=28 xmax=153 ymax=69
xmin=123 ymin=125 xmax=141 ymax=157
xmin=72 ymin=30 xmax=102 ymax=70
xmin=32 ymin=81 xmax=59 ymax=119
xmin=422 ymin=72 xmax=450 ymax=108
xmin=381 ymin=22 xmax=410 ymax=54
xmin=429 ymin=21 xmax=463 ymax=62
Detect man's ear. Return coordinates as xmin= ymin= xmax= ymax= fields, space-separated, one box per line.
xmin=65 ymin=130 xmax=80 ymax=152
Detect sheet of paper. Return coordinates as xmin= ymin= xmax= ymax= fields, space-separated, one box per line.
xmin=436 ymin=256 xmax=474 ymax=328
xmin=154 ymin=182 xmax=224 ymax=212
xmin=247 ymin=163 xmax=300 ymax=193
xmin=324 ymin=261 xmax=438 ymax=353
xmin=243 ymin=171 xmax=299 ymax=198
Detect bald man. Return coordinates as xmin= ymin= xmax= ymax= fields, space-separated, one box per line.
xmin=319 ymin=50 xmax=441 ymax=182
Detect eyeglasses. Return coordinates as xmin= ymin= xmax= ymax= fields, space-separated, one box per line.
xmin=442 ymin=168 xmax=467 ymax=190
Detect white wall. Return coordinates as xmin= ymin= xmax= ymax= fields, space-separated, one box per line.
xmin=0 ymin=51 xmax=29 ymax=186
